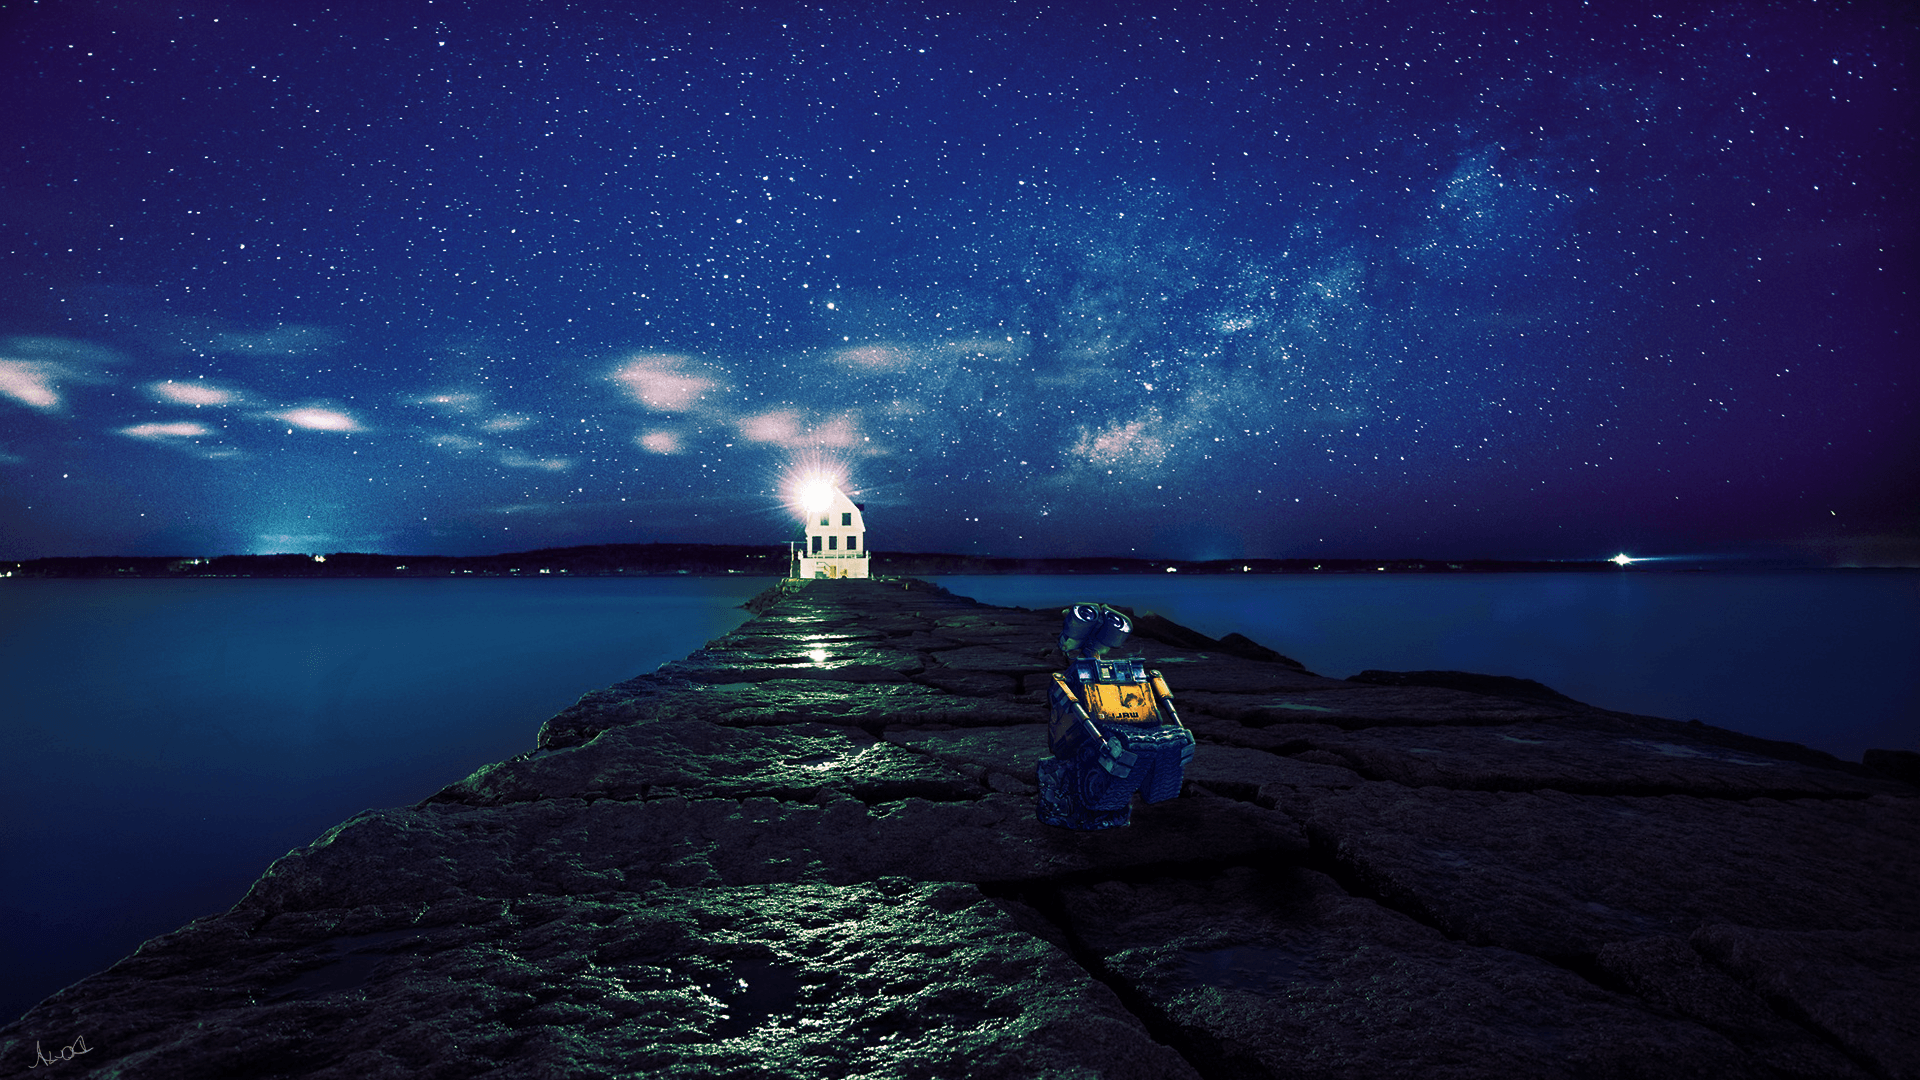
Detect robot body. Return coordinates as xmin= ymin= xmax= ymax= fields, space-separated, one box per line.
xmin=1037 ymin=607 xmax=1196 ymax=830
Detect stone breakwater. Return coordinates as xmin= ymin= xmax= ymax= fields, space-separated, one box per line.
xmin=5 ymin=578 xmax=1916 ymax=1078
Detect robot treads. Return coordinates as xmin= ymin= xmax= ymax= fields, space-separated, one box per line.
xmin=1037 ymin=604 xmax=1197 ymax=830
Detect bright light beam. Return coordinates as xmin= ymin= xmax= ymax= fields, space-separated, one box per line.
xmin=794 ymin=472 xmax=838 ymax=516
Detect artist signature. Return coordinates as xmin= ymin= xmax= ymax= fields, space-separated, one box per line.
xmin=26 ymin=1037 xmax=91 ymax=1069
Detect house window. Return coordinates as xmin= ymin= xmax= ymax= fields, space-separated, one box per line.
xmin=841 ymin=512 xmax=852 ymax=526
xmin=811 ymin=536 xmax=822 ymax=552
xmin=847 ymin=535 xmax=858 ymax=551
xmin=828 ymin=535 xmax=838 ymax=550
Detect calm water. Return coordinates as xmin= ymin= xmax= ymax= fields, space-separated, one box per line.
xmin=933 ymin=572 xmax=1919 ymax=761
xmin=0 ymin=577 xmax=771 ymax=1024
xmin=3 ymin=571 xmax=1915 ymax=1023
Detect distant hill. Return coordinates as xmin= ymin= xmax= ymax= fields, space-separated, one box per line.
xmin=5 ymin=544 xmax=1618 ymax=578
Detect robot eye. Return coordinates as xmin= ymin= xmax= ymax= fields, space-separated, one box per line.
xmin=1059 ymin=604 xmax=1104 ymax=653
xmin=1088 ymin=607 xmax=1132 ymax=652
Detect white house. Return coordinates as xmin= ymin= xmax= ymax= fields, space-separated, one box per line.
xmin=795 ymin=485 xmax=870 ymax=579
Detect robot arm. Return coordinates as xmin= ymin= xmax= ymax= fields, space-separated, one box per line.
xmin=1149 ymin=669 xmax=1197 ymax=772
xmin=1149 ymin=670 xmax=1188 ymax=730
xmin=1047 ymin=672 xmax=1103 ymax=759
xmin=1049 ymin=673 xmax=1139 ymax=778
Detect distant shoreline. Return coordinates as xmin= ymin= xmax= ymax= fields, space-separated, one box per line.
xmin=3 ymin=543 xmax=1899 ymax=578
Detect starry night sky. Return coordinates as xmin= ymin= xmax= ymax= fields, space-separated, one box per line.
xmin=2 ymin=0 xmax=1914 ymax=562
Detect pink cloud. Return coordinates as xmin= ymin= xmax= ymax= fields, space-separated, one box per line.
xmin=0 ymin=361 xmax=61 ymax=410
xmin=737 ymin=409 xmax=862 ymax=449
xmin=737 ymin=409 xmax=803 ymax=445
xmin=638 ymin=430 xmax=683 ymax=454
xmin=119 ymin=421 xmax=214 ymax=440
xmin=611 ymin=354 xmax=722 ymax=412
xmin=812 ymin=414 xmax=861 ymax=447
xmin=1072 ymin=418 xmax=1168 ymax=468
xmin=150 ymin=380 xmax=238 ymax=406
xmin=275 ymin=407 xmax=363 ymax=432
xmin=499 ymin=451 xmax=571 ymax=471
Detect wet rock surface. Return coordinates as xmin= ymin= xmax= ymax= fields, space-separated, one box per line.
xmin=6 ymin=577 xmax=1914 ymax=1078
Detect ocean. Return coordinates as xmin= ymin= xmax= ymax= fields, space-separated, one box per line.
xmin=2 ymin=570 xmax=1914 ymax=1022
xmin=0 ymin=576 xmax=772 ymax=1024
xmin=932 ymin=571 xmax=1919 ymax=760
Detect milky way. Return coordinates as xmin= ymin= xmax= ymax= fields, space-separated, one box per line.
xmin=1 ymin=1 xmax=1913 ymax=561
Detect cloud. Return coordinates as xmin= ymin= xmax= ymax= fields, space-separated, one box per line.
xmin=828 ymin=345 xmax=913 ymax=372
xmin=5 ymin=335 xmax=122 ymax=365
xmin=274 ymin=407 xmax=363 ymax=432
xmin=412 ymin=391 xmax=484 ymax=412
xmin=736 ymin=409 xmax=864 ymax=450
xmin=150 ymin=380 xmax=239 ymax=406
xmin=942 ymin=337 xmax=1024 ymax=361
xmin=120 ymin=421 xmax=216 ymax=440
xmin=211 ymin=324 xmax=338 ymax=357
xmin=0 ymin=360 xmax=63 ymax=410
xmin=499 ymin=451 xmax=571 ymax=471
xmin=1071 ymin=415 xmax=1170 ymax=470
xmin=0 ymin=336 xmax=115 ymax=410
xmin=737 ymin=409 xmax=803 ymax=446
xmin=637 ymin=430 xmax=683 ymax=454
xmin=410 ymin=393 xmax=531 ymax=435
xmin=611 ymin=354 xmax=724 ymax=412
xmin=427 ymin=433 xmax=485 ymax=451
xmin=812 ymin=413 xmax=861 ymax=448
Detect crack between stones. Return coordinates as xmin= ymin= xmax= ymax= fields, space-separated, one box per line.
xmin=1190 ymin=780 xmax=1873 ymax=1069
xmin=897 ymin=640 xmax=972 ymax=652
xmin=1287 ymin=820 xmax=1775 ymax=1048
xmin=1198 ymin=739 xmax=1885 ymax=803
xmin=902 ymin=677 xmax=1022 ymax=700
xmin=1221 ymin=716 xmax=1576 ymax=733
xmin=424 ymin=781 xmax=991 ymax=811
xmin=1339 ymin=772 xmax=1873 ymax=802
xmin=978 ymin=863 xmax=1273 ymax=1080
xmin=1688 ymin=949 xmax=1891 ymax=1080
xmin=1190 ymin=783 xmax=1686 ymax=1003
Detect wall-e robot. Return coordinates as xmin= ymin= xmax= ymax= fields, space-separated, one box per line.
xmin=1037 ymin=604 xmax=1196 ymax=830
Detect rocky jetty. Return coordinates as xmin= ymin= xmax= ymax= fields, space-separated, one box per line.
xmin=5 ymin=578 xmax=1916 ymax=1078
